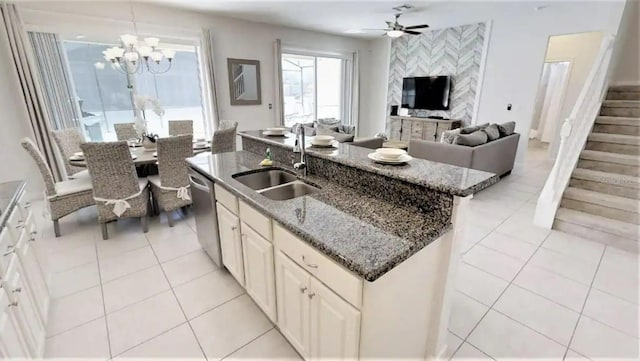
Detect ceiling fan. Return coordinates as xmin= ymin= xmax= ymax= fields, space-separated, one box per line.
xmin=361 ymin=5 xmax=430 ymax=38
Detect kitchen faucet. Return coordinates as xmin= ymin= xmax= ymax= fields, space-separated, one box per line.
xmin=292 ymin=123 xmax=307 ymax=177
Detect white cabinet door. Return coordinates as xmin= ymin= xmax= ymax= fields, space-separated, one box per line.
xmin=15 ymin=228 xmax=49 ymax=324
xmin=217 ymin=203 xmax=244 ymax=285
xmin=309 ymin=278 xmax=361 ymax=360
xmin=4 ymin=256 xmax=45 ymax=357
xmin=275 ymin=251 xmax=310 ymax=358
xmin=241 ymin=223 xmax=276 ymax=322
xmin=0 ymin=291 xmax=31 ymax=359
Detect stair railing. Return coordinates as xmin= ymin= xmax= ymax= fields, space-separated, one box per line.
xmin=534 ymin=35 xmax=616 ymax=228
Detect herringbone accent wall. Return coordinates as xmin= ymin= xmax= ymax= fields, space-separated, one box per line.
xmin=386 ymin=22 xmax=487 ymax=132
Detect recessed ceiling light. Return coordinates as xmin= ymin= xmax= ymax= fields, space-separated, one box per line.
xmin=534 ymin=5 xmax=548 ymax=11
xmin=344 ymin=29 xmax=364 ymax=34
xmin=75 ymin=35 xmax=86 ymax=39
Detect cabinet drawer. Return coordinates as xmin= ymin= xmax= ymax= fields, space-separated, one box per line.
xmin=214 ymin=183 xmax=238 ymax=215
xmin=274 ymin=223 xmax=362 ymax=309
xmin=239 ymin=200 xmax=272 ymax=241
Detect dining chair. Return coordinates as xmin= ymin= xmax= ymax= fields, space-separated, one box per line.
xmin=113 ymin=123 xmax=138 ymax=141
xmin=80 ymin=141 xmax=150 ymax=240
xmin=51 ymin=128 xmax=90 ymax=179
xmin=212 ymin=120 xmax=238 ymax=154
xmin=21 ymin=138 xmax=94 ymax=237
xmin=168 ymin=120 xmax=193 ymax=136
xmin=148 ymin=135 xmax=193 ymax=227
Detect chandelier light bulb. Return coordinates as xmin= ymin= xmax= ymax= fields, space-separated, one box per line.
xmin=124 ymin=51 xmax=139 ymax=64
xmin=161 ymin=48 xmax=176 ymax=60
xmin=112 ymin=47 xmax=126 ymax=58
xmin=149 ymin=51 xmax=163 ymax=63
xmin=94 ymin=62 xmax=105 ymax=70
xmin=387 ymin=30 xmax=404 ymax=38
xmin=144 ymin=37 xmax=160 ymax=48
xmin=138 ymin=45 xmax=153 ymax=58
xmin=120 ymin=34 xmax=138 ymax=48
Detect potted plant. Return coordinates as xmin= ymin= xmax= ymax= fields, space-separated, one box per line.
xmin=133 ymin=95 xmax=165 ymax=136
xmin=141 ymin=132 xmax=159 ymax=152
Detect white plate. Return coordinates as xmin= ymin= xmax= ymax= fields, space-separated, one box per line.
xmin=69 ymin=155 xmax=84 ymax=161
xmin=310 ymin=141 xmax=337 ymax=148
xmin=368 ymin=152 xmax=412 ymax=164
xmin=131 ymin=154 xmax=138 ymax=160
xmin=262 ymin=130 xmax=287 ymax=137
xmin=193 ymin=142 xmax=209 ymax=149
xmin=153 ymin=152 xmax=158 ymax=157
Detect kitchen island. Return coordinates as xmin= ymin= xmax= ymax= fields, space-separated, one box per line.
xmin=186 ymin=132 xmax=497 ymax=360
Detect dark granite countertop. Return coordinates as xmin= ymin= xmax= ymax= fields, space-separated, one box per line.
xmin=239 ymin=130 xmax=498 ymax=197
xmin=187 ymin=151 xmax=452 ymax=282
xmin=0 ymin=181 xmax=26 ymax=232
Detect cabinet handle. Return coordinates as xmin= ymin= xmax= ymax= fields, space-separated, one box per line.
xmin=232 ymin=226 xmax=238 ymax=231
xmin=12 ymin=288 xmax=21 ymax=294
xmin=300 ymin=286 xmax=307 ymax=294
xmin=3 ymin=246 xmax=15 ymax=257
xmin=8 ymin=301 xmax=18 ymax=308
xmin=308 ymin=292 xmax=315 ymax=300
xmin=301 ymin=255 xmax=318 ymax=269
xmin=23 ymin=202 xmax=31 ymax=209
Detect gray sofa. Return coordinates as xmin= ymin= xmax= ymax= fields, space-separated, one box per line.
xmin=408 ymin=133 xmax=520 ymax=177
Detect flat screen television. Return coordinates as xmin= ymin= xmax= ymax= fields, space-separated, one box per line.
xmin=401 ymin=76 xmax=452 ymax=110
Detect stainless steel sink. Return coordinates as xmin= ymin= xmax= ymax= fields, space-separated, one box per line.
xmin=233 ymin=169 xmax=297 ymax=190
xmin=259 ymin=181 xmax=320 ymax=201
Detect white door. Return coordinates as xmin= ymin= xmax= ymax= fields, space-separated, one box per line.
xmin=15 ymin=227 xmax=49 ymax=324
xmin=241 ymin=223 xmax=277 ymax=322
xmin=217 ymin=203 xmax=244 ymax=285
xmin=0 ymin=291 xmax=31 ymax=359
xmin=275 ymin=251 xmax=310 ymax=357
xmin=309 ymin=277 xmax=361 ymax=360
xmin=4 ymin=256 xmax=45 ymax=357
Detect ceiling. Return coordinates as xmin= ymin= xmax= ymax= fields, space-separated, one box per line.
xmin=147 ymin=1 xmax=558 ymax=38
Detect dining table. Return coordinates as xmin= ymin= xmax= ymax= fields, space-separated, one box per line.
xmin=69 ymin=141 xmax=212 ymax=176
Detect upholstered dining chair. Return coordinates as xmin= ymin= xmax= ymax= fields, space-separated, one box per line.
xmin=80 ymin=141 xmax=150 ymax=240
xmin=168 ymin=120 xmax=193 ymax=136
xmin=212 ymin=120 xmax=238 ymax=154
xmin=51 ymin=128 xmax=89 ymax=179
xmin=21 ymin=138 xmax=94 ymax=237
xmin=113 ymin=123 xmax=138 ymax=141
xmin=148 ymin=135 xmax=193 ymax=227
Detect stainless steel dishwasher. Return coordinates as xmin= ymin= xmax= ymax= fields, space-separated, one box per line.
xmin=188 ymin=169 xmax=222 ymax=268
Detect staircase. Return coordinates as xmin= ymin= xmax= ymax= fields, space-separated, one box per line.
xmin=553 ymin=85 xmax=640 ymax=253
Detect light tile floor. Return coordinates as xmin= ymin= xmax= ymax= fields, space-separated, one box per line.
xmin=35 ymin=142 xmax=638 ymax=360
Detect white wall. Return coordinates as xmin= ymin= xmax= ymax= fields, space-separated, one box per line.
xmin=610 ymin=0 xmax=640 ymax=85
xmin=16 ymin=1 xmax=372 ymax=134
xmin=0 ymin=18 xmax=42 ymax=198
xmin=359 ymin=37 xmax=390 ymax=137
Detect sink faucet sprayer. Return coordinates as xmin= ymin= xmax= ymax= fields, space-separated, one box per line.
xmin=292 ymin=123 xmax=307 ymax=176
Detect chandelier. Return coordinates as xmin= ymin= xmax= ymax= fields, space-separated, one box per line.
xmin=101 ymin=35 xmax=175 ymax=74
xmin=95 ymin=1 xmax=175 ymax=75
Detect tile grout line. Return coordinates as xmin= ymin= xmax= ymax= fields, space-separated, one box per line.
xmin=561 ymin=245 xmax=607 ymax=360
xmin=219 ymin=326 xmax=276 ymax=360
xmin=94 ymin=239 xmax=113 ymax=360
xmin=459 ymin=230 xmax=552 ymax=357
xmin=144 ymin=231 xmax=209 ymax=361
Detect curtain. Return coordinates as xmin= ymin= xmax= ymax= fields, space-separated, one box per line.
xmin=27 ymin=32 xmax=82 ymax=131
xmin=198 ymin=28 xmax=220 ymax=132
xmin=274 ymin=39 xmax=284 ymax=126
xmin=1 ymin=3 xmax=63 ymax=181
xmin=342 ymin=51 xmax=360 ymax=135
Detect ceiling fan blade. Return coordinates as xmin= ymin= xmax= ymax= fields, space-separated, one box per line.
xmin=385 ymin=21 xmax=395 ymax=27
xmin=404 ymin=30 xmax=422 ymax=35
xmin=404 ymin=24 xmax=430 ymax=30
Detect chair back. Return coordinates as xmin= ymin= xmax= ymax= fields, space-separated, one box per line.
xmin=168 ymin=120 xmax=193 ymax=136
xmin=80 ymin=141 xmax=140 ymax=201
xmin=157 ymin=135 xmax=193 ymax=188
xmin=51 ymin=128 xmax=86 ymax=176
xmin=21 ymin=138 xmax=56 ymax=196
xmin=113 ymin=123 xmax=138 ymax=141
xmin=212 ymin=120 xmax=238 ymax=154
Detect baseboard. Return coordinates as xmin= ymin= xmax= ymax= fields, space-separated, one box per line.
xmin=610 ymin=80 xmax=640 ymax=87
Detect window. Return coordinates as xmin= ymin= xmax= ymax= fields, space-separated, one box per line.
xmin=64 ymin=41 xmax=206 ymax=141
xmin=281 ymin=53 xmax=348 ymax=127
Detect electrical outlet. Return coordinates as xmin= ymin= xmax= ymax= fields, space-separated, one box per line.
xmin=269 ymin=103 xmax=272 ymax=109
xmin=507 ymin=104 xmax=512 ymax=111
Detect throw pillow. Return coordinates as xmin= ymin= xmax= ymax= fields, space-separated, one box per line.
xmin=440 ymin=128 xmax=462 ymax=144
xmin=315 ymin=121 xmax=340 ymax=133
xmin=317 ymin=118 xmax=341 ymax=126
xmin=497 ymin=121 xmax=516 ymax=137
xmin=483 ymin=124 xmax=500 ymax=141
xmin=316 ymin=127 xmax=355 ymax=142
xmin=460 ymin=123 xmax=489 ymax=134
xmin=453 ymin=130 xmax=488 ymax=147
